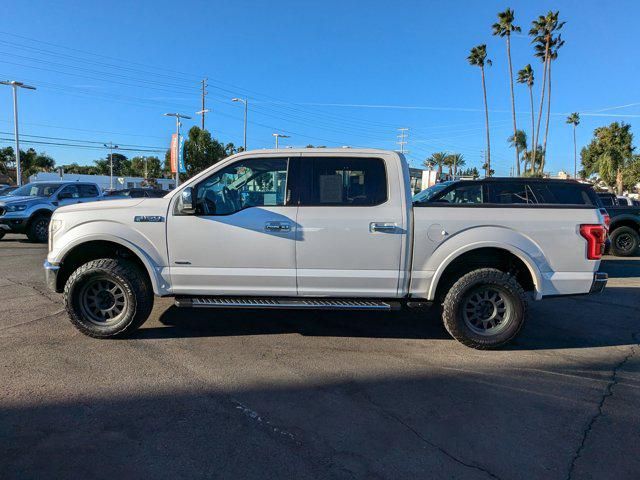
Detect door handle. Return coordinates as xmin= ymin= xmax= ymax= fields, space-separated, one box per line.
xmin=370 ymin=222 xmax=397 ymax=233
xmin=265 ymin=222 xmax=291 ymax=232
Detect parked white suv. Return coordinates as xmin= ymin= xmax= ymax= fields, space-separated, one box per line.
xmin=44 ymin=149 xmax=608 ymax=348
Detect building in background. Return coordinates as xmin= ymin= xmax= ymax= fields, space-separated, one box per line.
xmin=29 ymin=172 xmax=176 ymax=192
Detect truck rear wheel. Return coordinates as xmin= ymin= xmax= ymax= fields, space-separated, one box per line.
xmin=26 ymin=214 xmax=50 ymax=243
xmin=64 ymin=258 xmax=153 ymax=338
xmin=610 ymin=226 xmax=639 ymax=257
xmin=442 ymin=268 xmax=527 ymax=349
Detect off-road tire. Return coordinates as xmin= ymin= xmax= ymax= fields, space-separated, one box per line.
xmin=442 ymin=268 xmax=527 ymax=349
xmin=64 ymin=258 xmax=153 ymax=338
xmin=610 ymin=226 xmax=639 ymax=257
xmin=26 ymin=214 xmax=50 ymax=243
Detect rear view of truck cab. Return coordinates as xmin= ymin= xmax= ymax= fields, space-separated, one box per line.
xmin=45 ymin=149 xmax=607 ymax=349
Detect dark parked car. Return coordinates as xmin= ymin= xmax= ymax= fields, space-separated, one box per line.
xmin=593 ymin=192 xmax=640 ymax=256
xmin=413 ymin=178 xmax=602 ymax=207
xmin=105 ymin=188 xmax=167 ymax=199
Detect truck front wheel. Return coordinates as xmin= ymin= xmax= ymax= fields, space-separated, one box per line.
xmin=442 ymin=268 xmax=527 ymax=349
xmin=64 ymin=258 xmax=153 ymax=338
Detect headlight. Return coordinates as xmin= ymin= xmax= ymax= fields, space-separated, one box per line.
xmin=5 ymin=204 xmax=28 ymax=212
xmin=49 ymin=219 xmax=64 ymax=235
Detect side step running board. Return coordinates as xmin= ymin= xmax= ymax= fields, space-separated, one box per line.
xmin=175 ymin=297 xmax=401 ymax=311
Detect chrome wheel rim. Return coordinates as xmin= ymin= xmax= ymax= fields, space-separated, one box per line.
xmin=462 ymin=286 xmax=511 ymax=336
xmin=79 ymin=277 xmax=128 ymax=326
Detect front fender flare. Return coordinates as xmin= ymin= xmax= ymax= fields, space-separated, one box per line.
xmin=53 ymin=231 xmax=170 ymax=296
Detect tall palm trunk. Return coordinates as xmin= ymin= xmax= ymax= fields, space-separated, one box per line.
xmin=528 ymin=84 xmax=535 ymax=170
xmin=532 ymin=38 xmax=550 ymax=173
xmin=573 ymin=125 xmax=577 ymax=178
xmin=481 ymin=66 xmax=491 ymax=176
xmin=506 ymin=35 xmax=519 ymax=176
xmin=540 ymin=59 xmax=552 ymax=174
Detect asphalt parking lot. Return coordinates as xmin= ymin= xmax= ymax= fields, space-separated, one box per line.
xmin=1 ymin=234 xmax=638 ymax=480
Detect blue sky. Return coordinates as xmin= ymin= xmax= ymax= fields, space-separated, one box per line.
xmin=2 ymin=0 xmax=639 ymax=176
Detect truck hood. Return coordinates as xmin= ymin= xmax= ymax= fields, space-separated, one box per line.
xmin=55 ymin=197 xmax=169 ymax=214
xmin=0 ymin=195 xmax=48 ymax=206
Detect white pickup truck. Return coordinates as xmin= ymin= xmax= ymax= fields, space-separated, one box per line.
xmin=44 ymin=149 xmax=608 ymax=348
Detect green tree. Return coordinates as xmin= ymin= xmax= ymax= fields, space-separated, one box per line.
xmin=622 ymin=155 xmax=640 ymax=189
xmin=517 ymin=64 xmax=535 ymax=171
xmin=529 ymin=11 xmax=565 ymax=174
xmin=60 ymin=163 xmax=98 ymax=175
xmin=566 ymin=113 xmax=580 ymax=178
xmin=425 ymin=152 xmax=448 ymax=178
xmin=0 ymin=147 xmax=55 ymax=182
xmin=459 ymin=167 xmax=480 ymax=178
xmin=445 ymin=153 xmax=465 ymax=177
xmin=130 ymin=156 xmax=162 ymax=179
xmin=493 ymin=8 xmax=522 ymax=176
xmin=94 ymin=153 xmax=130 ymax=176
xmin=167 ymin=126 xmax=230 ymax=178
xmin=468 ymin=44 xmax=492 ymax=176
xmin=508 ymin=129 xmax=528 ymax=172
xmin=581 ymin=122 xmax=634 ymax=194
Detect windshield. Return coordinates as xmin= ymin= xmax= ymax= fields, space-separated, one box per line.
xmin=412 ymin=183 xmax=451 ymax=203
xmin=9 ymin=183 xmax=61 ymax=198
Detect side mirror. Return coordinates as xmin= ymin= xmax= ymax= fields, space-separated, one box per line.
xmin=179 ymin=187 xmax=196 ymax=215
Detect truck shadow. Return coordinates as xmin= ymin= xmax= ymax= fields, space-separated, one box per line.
xmin=130 ymin=289 xmax=640 ymax=350
xmin=601 ymin=258 xmax=640 ymax=277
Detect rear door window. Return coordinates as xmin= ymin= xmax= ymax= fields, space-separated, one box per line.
xmin=79 ymin=184 xmax=99 ymax=198
xmin=299 ymin=157 xmax=387 ymax=206
xmin=529 ymin=184 xmax=595 ymax=205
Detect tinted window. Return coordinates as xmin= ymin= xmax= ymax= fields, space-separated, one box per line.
xmin=413 ymin=182 xmax=452 ymax=203
xmin=433 ymin=184 xmax=483 ymax=204
xmin=487 ymin=182 xmax=534 ymax=204
xmin=597 ymin=194 xmax=616 ymax=206
xmin=79 ymin=184 xmax=99 ymax=198
xmin=300 ymin=157 xmax=387 ymax=206
xmin=529 ymin=184 xmax=595 ymax=205
xmin=59 ymin=185 xmax=80 ymax=199
xmin=195 ymin=158 xmax=288 ymax=215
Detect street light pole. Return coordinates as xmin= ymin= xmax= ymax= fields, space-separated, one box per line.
xmin=272 ymin=133 xmax=289 ymax=150
xmin=232 ymin=98 xmax=248 ymax=151
xmin=103 ymin=142 xmax=119 ymax=191
xmin=163 ymin=113 xmax=191 ymax=188
xmin=0 ymin=81 xmax=36 ymax=186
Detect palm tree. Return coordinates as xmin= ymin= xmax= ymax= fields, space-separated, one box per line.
xmin=517 ymin=64 xmax=535 ymax=172
xmin=522 ymin=146 xmax=545 ymax=175
xmin=508 ymin=129 xmax=527 ymax=172
xmin=446 ymin=153 xmax=465 ymax=177
xmin=425 ymin=152 xmax=448 ymax=179
xmin=493 ymin=8 xmax=521 ymax=176
xmin=468 ymin=44 xmax=492 ymax=176
xmin=539 ymin=34 xmax=565 ymax=174
xmin=566 ymin=112 xmax=580 ymax=178
xmin=530 ymin=11 xmax=565 ymax=174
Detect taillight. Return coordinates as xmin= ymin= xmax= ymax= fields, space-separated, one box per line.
xmin=580 ymin=224 xmax=606 ymax=260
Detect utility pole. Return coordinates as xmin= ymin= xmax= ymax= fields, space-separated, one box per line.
xmin=0 ymin=80 xmax=36 ymax=186
xmin=396 ymin=128 xmax=409 ymax=155
xmin=164 ymin=113 xmax=191 ymax=188
xmin=195 ymin=78 xmax=209 ymax=130
xmin=103 ymin=143 xmax=119 ymax=191
xmin=272 ymin=133 xmax=289 ymax=149
xmin=232 ymin=98 xmax=248 ymax=151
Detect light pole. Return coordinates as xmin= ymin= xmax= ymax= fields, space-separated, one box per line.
xmin=164 ymin=113 xmax=191 ymax=188
xmin=0 ymin=80 xmax=36 ymax=186
xmin=103 ymin=143 xmax=119 ymax=191
xmin=232 ymin=98 xmax=248 ymax=151
xmin=272 ymin=133 xmax=289 ymax=150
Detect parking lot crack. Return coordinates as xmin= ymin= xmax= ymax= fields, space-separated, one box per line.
xmin=566 ymin=333 xmax=639 ymax=480
xmin=358 ymin=390 xmax=502 ymax=480
xmin=5 ymin=277 xmax=61 ymax=304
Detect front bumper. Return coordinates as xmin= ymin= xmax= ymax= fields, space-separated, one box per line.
xmin=0 ymin=217 xmax=28 ymax=233
xmin=44 ymin=261 xmax=61 ymax=292
xmin=590 ymin=272 xmax=608 ymax=294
